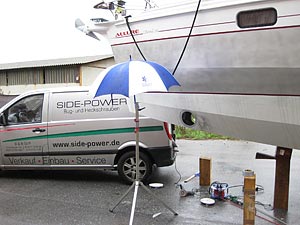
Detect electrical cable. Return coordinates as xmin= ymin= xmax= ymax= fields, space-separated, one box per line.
xmin=124 ymin=12 xmax=186 ymax=184
xmin=172 ymin=0 xmax=202 ymax=75
xmin=225 ymin=198 xmax=283 ymax=225
xmin=173 ymin=153 xmax=182 ymax=185
xmin=255 ymin=184 xmax=264 ymax=193
xmin=125 ymin=15 xmax=147 ymax=61
xmin=124 ymin=0 xmax=202 ymax=74
xmin=227 ymin=184 xmax=244 ymax=189
xmin=256 ymin=207 xmax=287 ymax=225
xmin=255 ymin=201 xmax=273 ymax=211
xmin=228 ymin=184 xmax=265 ymax=193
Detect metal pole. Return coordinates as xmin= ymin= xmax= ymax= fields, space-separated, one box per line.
xmin=127 ymin=100 xmax=140 ymax=225
xmin=135 ymin=101 xmax=140 ymax=181
xmin=129 ymin=181 xmax=139 ymax=225
xmin=110 ymin=98 xmax=178 ymax=224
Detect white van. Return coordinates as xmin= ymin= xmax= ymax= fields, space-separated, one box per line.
xmin=0 ymin=87 xmax=177 ymax=184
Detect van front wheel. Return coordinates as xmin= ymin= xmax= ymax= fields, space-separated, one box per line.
xmin=117 ymin=151 xmax=152 ymax=184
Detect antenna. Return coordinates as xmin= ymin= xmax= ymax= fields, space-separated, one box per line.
xmin=144 ymin=0 xmax=158 ymax=9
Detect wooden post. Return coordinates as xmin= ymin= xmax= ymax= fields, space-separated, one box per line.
xmin=256 ymin=146 xmax=293 ymax=210
xmin=243 ymin=170 xmax=256 ymax=225
xmin=274 ymin=146 xmax=293 ymax=210
xmin=199 ymin=157 xmax=211 ymax=186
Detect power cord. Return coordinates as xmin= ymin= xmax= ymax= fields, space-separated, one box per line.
xmin=125 ymin=15 xmax=147 ymax=61
xmin=255 ymin=201 xmax=273 ymax=211
xmin=172 ymin=0 xmax=202 ymax=75
xmin=227 ymin=184 xmax=265 ymax=193
xmin=124 ymin=0 xmax=202 ymax=76
xmin=173 ymin=152 xmax=182 ymax=186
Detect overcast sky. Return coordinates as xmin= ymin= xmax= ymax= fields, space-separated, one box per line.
xmin=0 ymin=0 xmax=170 ymax=64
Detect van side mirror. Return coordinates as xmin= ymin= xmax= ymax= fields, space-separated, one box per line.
xmin=0 ymin=113 xmax=7 ymax=126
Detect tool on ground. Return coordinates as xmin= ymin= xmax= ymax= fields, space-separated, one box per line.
xmin=184 ymin=172 xmax=200 ymax=183
xmin=209 ymin=181 xmax=229 ymax=199
xmin=179 ymin=184 xmax=194 ymax=197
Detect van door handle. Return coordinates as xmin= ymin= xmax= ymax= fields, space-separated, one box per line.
xmin=32 ymin=128 xmax=46 ymax=133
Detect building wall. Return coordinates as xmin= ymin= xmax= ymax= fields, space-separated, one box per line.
xmin=0 ymin=57 xmax=115 ymax=95
xmin=81 ymin=57 xmax=115 ymax=86
xmin=0 ymin=83 xmax=80 ymax=95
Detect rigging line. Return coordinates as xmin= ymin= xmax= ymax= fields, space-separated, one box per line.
xmin=125 ymin=15 xmax=147 ymax=61
xmin=172 ymin=0 xmax=202 ymax=75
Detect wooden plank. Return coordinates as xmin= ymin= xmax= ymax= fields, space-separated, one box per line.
xmin=274 ymin=147 xmax=293 ymax=210
xmin=255 ymin=152 xmax=275 ymax=160
xmin=243 ymin=172 xmax=256 ymax=225
xmin=199 ymin=157 xmax=211 ymax=186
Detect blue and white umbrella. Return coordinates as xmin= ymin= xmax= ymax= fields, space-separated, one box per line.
xmin=91 ymin=60 xmax=179 ymax=225
xmin=93 ymin=60 xmax=180 ymax=98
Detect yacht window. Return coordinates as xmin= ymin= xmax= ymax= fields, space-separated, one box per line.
xmin=237 ymin=8 xmax=277 ymax=28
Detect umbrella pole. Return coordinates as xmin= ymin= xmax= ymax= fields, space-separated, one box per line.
xmin=135 ymin=101 xmax=140 ymax=182
xmin=128 ymin=101 xmax=140 ymax=225
xmin=110 ymin=100 xmax=178 ymax=224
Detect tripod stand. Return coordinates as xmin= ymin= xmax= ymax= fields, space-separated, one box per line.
xmin=109 ymin=101 xmax=178 ymax=225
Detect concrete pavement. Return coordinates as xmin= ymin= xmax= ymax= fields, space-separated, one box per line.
xmin=0 ymin=139 xmax=299 ymax=224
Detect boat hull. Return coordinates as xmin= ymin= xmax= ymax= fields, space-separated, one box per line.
xmin=105 ymin=0 xmax=300 ymax=95
xmin=95 ymin=0 xmax=300 ymax=148
xmin=135 ymin=92 xmax=300 ymax=149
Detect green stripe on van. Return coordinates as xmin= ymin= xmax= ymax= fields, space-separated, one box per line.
xmin=3 ymin=126 xmax=163 ymax=143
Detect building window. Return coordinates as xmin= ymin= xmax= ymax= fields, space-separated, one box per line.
xmin=44 ymin=66 xmax=80 ymax=84
xmin=237 ymin=8 xmax=277 ymax=28
xmin=0 ymin=66 xmax=80 ymax=86
xmin=7 ymin=69 xmax=43 ymax=85
xmin=0 ymin=72 xmax=7 ymax=86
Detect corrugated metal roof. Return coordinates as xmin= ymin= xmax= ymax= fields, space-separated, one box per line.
xmin=0 ymin=54 xmax=114 ymax=70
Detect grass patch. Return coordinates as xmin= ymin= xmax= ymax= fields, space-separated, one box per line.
xmin=175 ymin=126 xmax=231 ymax=140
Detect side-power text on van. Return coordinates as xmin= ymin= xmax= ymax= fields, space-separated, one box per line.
xmin=0 ymin=87 xmax=177 ymax=184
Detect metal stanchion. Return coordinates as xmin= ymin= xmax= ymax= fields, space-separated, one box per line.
xmin=109 ymin=101 xmax=178 ymax=225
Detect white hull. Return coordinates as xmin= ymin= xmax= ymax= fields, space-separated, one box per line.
xmin=93 ymin=0 xmax=300 ymax=148
xmin=135 ymin=92 xmax=300 ymax=149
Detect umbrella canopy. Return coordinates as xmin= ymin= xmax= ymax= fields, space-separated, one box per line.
xmin=93 ymin=60 xmax=180 ymax=98
xmin=91 ymin=60 xmax=180 ymax=223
